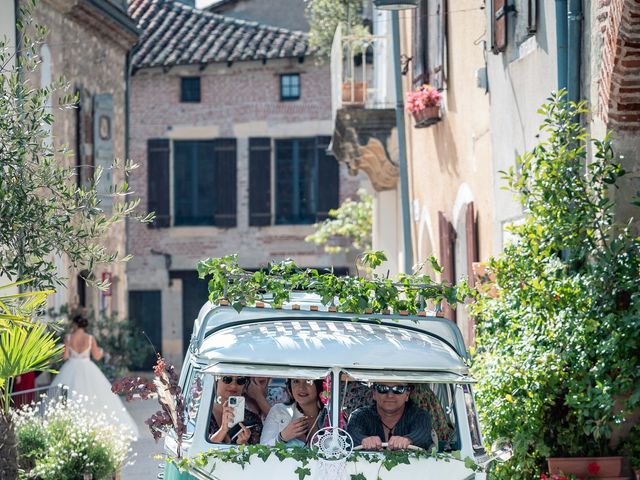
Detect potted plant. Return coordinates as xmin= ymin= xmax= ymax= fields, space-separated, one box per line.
xmin=470 ymin=92 xmax=640 ymax=480
xmin=342 ymin=79 xmax=367 ymax=105
xmin=405 ymin=84 xmax=442 ymax=127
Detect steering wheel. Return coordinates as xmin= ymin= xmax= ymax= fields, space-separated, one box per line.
xmin=353 ymin=442 xmax=424 ymax=451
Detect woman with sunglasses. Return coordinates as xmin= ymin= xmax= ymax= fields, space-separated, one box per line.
xmin=209 ymin=376 xmax=263 ymax=445
xmin=346 ymin=382 xmax=433 ymax=451
xmin=260 ymin=379 xmax=326 ymax=446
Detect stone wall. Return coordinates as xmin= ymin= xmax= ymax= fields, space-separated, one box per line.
xmin=31 ymin=0 xmax=135 ymax=318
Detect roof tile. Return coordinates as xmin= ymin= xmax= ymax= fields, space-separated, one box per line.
xmin=129 ymin=0 xmax=312 ymax=69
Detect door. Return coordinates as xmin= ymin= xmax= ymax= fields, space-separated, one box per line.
xmin=128 ymin=290 xmax=162 ymax=370
xmin=172 ymin=271 xmax=210 ymax=356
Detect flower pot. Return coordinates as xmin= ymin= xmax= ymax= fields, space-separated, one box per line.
xmin=342 ymin=81 xmax=366 ymax=105
xmin=547 ymin=456 xmax=624 ymax=477
xmin=412 ymin=106 xmax=441 ymax=128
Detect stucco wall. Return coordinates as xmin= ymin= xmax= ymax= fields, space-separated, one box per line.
xmin=401 ymin=0 xmax=495 ymax=346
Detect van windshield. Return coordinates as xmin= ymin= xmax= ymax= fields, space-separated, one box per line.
xmin=201 ymin=372 xmax=458 ymax=453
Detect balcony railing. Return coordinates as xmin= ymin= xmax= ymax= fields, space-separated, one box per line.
xmin=331 ymin=24 xmax=395 ymax=121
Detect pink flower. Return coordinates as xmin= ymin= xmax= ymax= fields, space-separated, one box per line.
xmin=587 ymin=462 xmax=600 ymax=475
xmin=405 ymin=84 xmax=442 ymax=113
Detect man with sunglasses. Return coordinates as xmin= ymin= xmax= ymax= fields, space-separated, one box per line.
xmin=346 ymin=382 xmax=433 ymax=451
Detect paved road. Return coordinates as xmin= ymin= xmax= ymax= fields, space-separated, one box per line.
xmin=121 ymin=397 xmax=165 ymax=480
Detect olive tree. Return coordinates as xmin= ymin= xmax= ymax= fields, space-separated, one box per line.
xmin=0 ymin=9 xmax=152 ymax=290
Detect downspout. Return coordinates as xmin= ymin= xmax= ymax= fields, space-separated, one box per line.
xmin=391 ymin=11 xmax=414 ymax=273
xmin=124 ymin=49 xmax=132 ymax=261
xmin=555 ymin=0 xmax=568 ymax=92
xmin=567 ymin=0 xmax=583 ymax=103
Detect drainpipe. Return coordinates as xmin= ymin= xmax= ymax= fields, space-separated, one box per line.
xmin=567 ymin=0 xmax=583 ymax=103
xmin=124 ymin=49 xmax=132 ymax=262
xmin=391 ymin=11 xmax=414 ymax=273
xmin=555 ymin=0 xmax=568 ymax=92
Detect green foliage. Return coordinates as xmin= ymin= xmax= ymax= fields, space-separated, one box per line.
xmin=305 ymin=189 xmax=372 ymax=253
xmin=171 ymin=442 xmax=478 ymax=477
xmin=197 ymin=253 xmax=468 ymax=315
xmin=0 ymin=9 xmax=152 ymax=290
xmin=621 ymin=424 xmax=640 ymax=469
xmin=304 ymin=0 xmax=369 ymax=58
xmin=0 ymin=281 xmax=62 ymax=414
xmin=91 ymin=311 xmax=155 ymax=380
xmin=14 ymin=396 xmax=134 ymax=479
xmin=470 ymin=92 xmax=640 ymax=480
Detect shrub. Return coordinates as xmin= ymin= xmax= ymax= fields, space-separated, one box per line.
xmin=13 ymin=396 xmax=135 ymax=479
xmin=470 ymin=92 xmax=640 ymax=480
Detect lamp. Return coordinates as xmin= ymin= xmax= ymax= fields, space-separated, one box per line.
xmin=372 ymin=0 xmax=418 ymax=10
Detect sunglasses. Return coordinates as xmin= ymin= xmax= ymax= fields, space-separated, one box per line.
xmin=374 ymin=384 xmax=410 ymax=395
xmin=221 ymin=376 xmax=248 ymax=386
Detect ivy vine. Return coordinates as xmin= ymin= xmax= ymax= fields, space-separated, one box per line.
xmin=169 ymin=443 xmax=480 ymax=479
xmin=196 ymin=252 xmax=471 ymax=315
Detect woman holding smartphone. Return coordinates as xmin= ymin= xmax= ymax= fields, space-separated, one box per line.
xmin=209 ymin=375 xmax=263 ymax=444
xmin=260 ymin=378 xmax=325 ymax=446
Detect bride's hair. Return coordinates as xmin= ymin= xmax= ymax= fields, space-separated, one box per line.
xmin=72 ymin=314 xmax=89 ymax=329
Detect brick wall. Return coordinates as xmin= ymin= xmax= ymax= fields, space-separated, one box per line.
xmin=128 ymin=58 xmax=363 ymax=276
xmin=597 ymin=0 xmax=640 ymax=130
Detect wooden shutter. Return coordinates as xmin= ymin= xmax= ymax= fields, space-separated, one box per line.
xmin=466 ymin=202 xmax=479 ymax=288
xmin=527 ymin=0 xmax=538 ymax=34
xmin=315 ymin=136 xmax=340 ymax=221
xmin=438 ymin=211 xmax=456 ymax=322
xmin=412 ymin=0 xmax=429 ymax=86
xmin=249 ymin=138 xmax=272 ymax=226
xmin=147 ymin=138 xmax=170 ymax=228
xmin=492 ymin=0 xmax=507 ymax=53
xmin=213 ymin=138 xmax=237 ymax=227
xmin=275 ymin=139 xmax=294 ymax=224
xmin=427 ymin=0 xmax=446 ymax=89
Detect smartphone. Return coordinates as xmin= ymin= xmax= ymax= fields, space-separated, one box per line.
xmin=227 ymin=396 xmax=245 ymax=428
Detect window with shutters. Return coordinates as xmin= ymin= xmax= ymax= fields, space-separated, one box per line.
xmin=248 ymin=137 xmax=339 ymax=226
xmin=173 ymin=139 xmax=237 ymax=227
xmin=412 ymin=0 xmax=446 ymax=90
xmin=274 ymin=137 xmax=339 ymax=225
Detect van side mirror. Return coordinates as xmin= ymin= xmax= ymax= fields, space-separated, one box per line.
xmin=491 ymin=438 xmax=513 ymax=463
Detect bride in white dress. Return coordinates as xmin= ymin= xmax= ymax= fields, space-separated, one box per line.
xmin=51 ymin=315 xmax=139 ymax=438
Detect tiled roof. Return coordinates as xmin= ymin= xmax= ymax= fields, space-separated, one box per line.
xmin=128 ymin=0 xmax=312 ymax=69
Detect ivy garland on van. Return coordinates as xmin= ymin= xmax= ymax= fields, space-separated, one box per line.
xmin=196 ymin=251 xmax=471 ymax=315
xmin=170 ymin=443 xmax=480 ymax=480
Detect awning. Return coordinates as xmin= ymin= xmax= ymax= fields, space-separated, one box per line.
xmin=202 ymin=362 xmax=331 ymax=379
xmin=342 ymin=368 xmax=476 ymax=384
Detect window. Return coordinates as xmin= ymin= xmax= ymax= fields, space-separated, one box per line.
xmin=249 ymin=137 xmax=339 ymax=226
xmin=181 ymin=77 xmax=201 ymax=102
xmin=280 ymin=73 xmax=300 ymax=101
xmin=274 ymin=137 xmax=339 ymax=225
xmin=173 ymin=139 xmax=237 ymax=226
xmin=412 ymin=0 xmax=446 ymax=89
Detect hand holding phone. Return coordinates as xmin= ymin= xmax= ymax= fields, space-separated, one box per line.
xmin=227 ymin=396 xmax=245 ymax=428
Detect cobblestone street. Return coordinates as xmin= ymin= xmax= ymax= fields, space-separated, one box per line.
xmin=122 ymin=397 xmax=164 ymax=480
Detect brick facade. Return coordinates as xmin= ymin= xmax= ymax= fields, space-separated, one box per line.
xmin=598 ymin=0 xmax=640 ymax=129
xmin=128 ymin=58 xmax=365 ymax=366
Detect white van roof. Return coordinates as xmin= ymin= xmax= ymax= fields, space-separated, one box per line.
xmin=189 ymin=296 xmax=471 ymax=380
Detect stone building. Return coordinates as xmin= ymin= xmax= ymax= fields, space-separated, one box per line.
xmin=127 ymin=0 xmax=363 ymax=367
xmin=0 ymin=0 xmax=138 ymax=317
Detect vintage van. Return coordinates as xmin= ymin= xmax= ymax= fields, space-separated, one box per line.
xmin=162 ymin=294 xmax=506 ymax=480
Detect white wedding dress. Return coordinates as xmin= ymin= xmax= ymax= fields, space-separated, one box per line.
xmin=51 ymin=335 xmax=139 ymax=438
